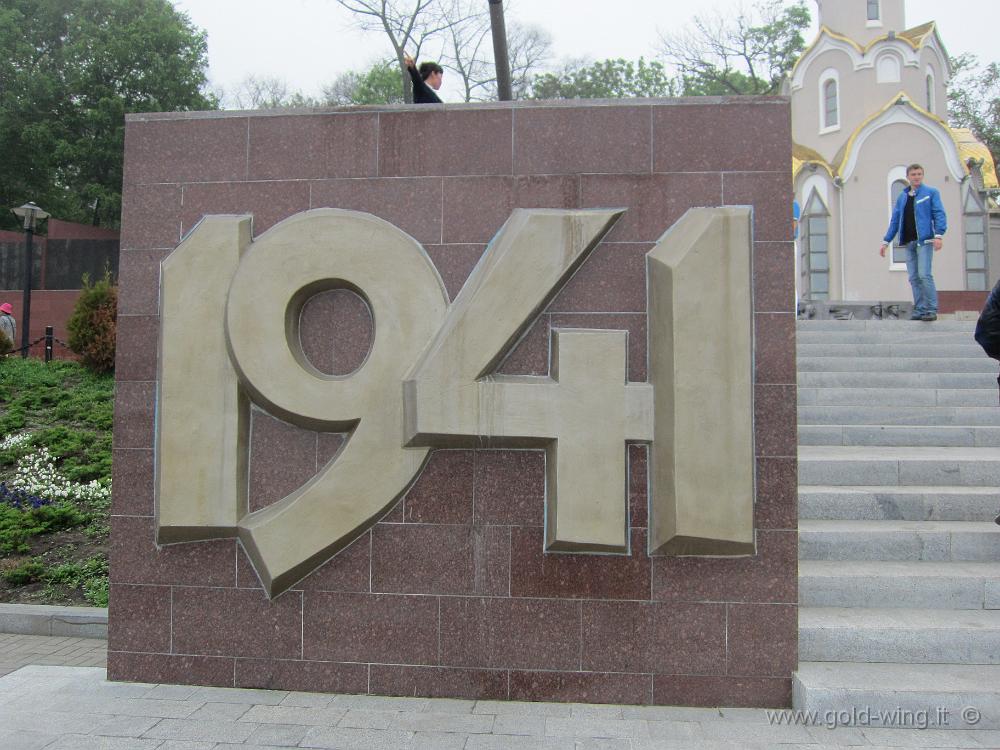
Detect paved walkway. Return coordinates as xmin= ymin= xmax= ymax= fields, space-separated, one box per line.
xmin=0 ymin=634 xmax=998 ymax=749
xmin=0 ymin=633 xmax=106 ymax=676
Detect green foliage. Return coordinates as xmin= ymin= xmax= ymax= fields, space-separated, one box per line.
xmin=949 ymin=54 xmax=1000 ymax=171
xmin=324 ymin=60 xmax=407 ymax=106
xmin=0 ymin=358 xmax=113 ymax=478
xmin=35 ymin=426 xmax=111 ymax=483
xmin=0 ymin=503 xmax=87 ymax=554
xmin=662 ymin=0 xmax=810 ymax=95
xmin=0 ymin=358 xmax=112 ymax=606
xmin=67 ymin=272 xmax=118 ymax=374
xmin=531 ymin=58 xmax=676 ymax=100
xmin=2 ymin=555 xmax=108 ymax=606
xmin=42 ymin=556 xmax=109 ymax=606
xmin=0 ymin=0 xmax=216 ymax=229
xmin=2 ymin=559 xmax=45 ymax=586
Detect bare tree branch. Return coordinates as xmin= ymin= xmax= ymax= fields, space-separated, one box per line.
xmin=335 ymin=0 xmax=459 ymax=101
xmin=658 ymin=0 xmax=809 ymax=95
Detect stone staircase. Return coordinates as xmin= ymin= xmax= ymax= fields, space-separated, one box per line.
xmin=792 ymin=319 xmax=1000 ymax=730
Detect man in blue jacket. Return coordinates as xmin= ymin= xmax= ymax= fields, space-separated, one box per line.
xmin=880 ymin=164 xmax=947 ymax=321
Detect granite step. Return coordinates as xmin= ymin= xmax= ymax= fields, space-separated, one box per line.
xmin=799 ymin=607 xmax=1000 ymax=665
xmin=797 ymin=330 xmax=981 ymax=345
xmin=798 ymin=520 xmax=1000 ymax=562
xmin=798 ymin=485 xmax=1000 ymax=522
xmin=797 ymin=320 xmax=977 ymax=331
xmin=798 ymin=446 xmax=1000 ymax=486
xmin=793 ymin=661 xmax=1000 ymax=730
xmin=797 ymin=374 xmax=997 ymax=392
xmin=798 ymin=343 xmax=986 ymax=359
xmin=799 ymin=560 xmax=1000 ymax=609
xmin=795 ymin=352 xmax=997 ymax=374
xmin=798 ymin=424 xmax=1000 ymax=447
xmin=798 ymin=405 xmax=1000 ymax=426
xmin=797 ymin=387 xmax=998 ymax=407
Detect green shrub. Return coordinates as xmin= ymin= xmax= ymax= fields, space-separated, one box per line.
xmin=2 ymin=558 xmax=45 ymax=585
xmin=67 ymin=272 xmax=118 ymax=374
xmin=0 ymin=502 xmax=87 ymax=553
xmin=4 ymin=556 xmax=108 ymax=606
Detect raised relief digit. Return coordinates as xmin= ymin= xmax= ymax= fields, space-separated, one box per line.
xmin=646 ymin=207 xmax=756 ymax=556
xmin=403 ymin=209 xmax=654 ymax=553
xmin=157 ymin=216 xmax=251 ymax=544
xmin=224 ymin=210 xmax=449 ymax=596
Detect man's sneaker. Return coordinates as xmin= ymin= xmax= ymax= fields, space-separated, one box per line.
xmin=910 ymin=314 xmax=923 ymax=320
xmin=921 ymin=312 xmax=938 ymax=321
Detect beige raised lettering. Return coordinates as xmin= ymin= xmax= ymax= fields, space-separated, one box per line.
xmin=156 ymin=215 xmax=251 ymax=544
xmin=154 ymin=205 xmax=757 ymax=599
xmin=647 ymin=207 xmax=756 ymax=556
xmin=404 ymin=209 xmax=654 ymax=552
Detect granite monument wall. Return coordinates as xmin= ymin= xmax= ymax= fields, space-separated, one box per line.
xmin=110 ymin=98 xmax=797 ymax=706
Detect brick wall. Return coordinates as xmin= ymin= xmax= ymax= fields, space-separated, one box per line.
xmin=110 ymin=99 xmax=797 ymax=706
xmin=0 ymin=290 xmax=81 ymax=357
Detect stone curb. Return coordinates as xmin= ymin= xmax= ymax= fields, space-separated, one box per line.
xmin=0 ymin=603 xmax=107 ymax=639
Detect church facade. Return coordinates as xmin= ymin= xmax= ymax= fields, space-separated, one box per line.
xmin=789 ymin=0 xmax=997 ymax=307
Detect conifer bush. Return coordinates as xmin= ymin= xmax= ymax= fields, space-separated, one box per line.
xmin=67 ymin=272 xmax=117 ymax=374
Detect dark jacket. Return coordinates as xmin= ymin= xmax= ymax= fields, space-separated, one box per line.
xmin=407 ymin=66 xmax=441 ymax=104
xmin=976 ymin=278 xmax=1000 ymax=360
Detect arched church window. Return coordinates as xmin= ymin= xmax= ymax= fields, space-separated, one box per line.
xmin=876 ymin=54 xmax=901 ymax=84
xmin=800 ymin=190 xmax=830 ymax=301
xmin=965 ymin=189 xmax=988 ymax=291
xmin=822 ymin=77 xmax=839 ymax=131
xmin=867 ymin=0 xmax=880 ymax=21
xmin=925 ymin=69 xmax=935 ymax=111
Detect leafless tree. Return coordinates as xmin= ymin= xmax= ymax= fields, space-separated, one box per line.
xmin=437 ymin=0 xmax=551 ymax=102
xmin=335 ymin=0 xmax=549 ymax=102
xmin=507 ymin=23 xmax=551 ymax=99
xmin=222 ymin=74 xmax=318 ymax=109
xmin=437 ymin=0 xmax=492 ymax=101
xmin=334 ymin=0 xmax=461 ymax=102
xmin=657 ymin=0 xmax=810 ymax=95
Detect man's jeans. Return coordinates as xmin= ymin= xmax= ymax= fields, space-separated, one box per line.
xmin=905 ymin=240 xmax=938 ymax=315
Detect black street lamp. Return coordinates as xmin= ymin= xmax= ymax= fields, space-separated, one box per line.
xmin=11 ymin=202 xmax=49 ymax=358
xmin=488 ymin=0 xmax=513 ymax=101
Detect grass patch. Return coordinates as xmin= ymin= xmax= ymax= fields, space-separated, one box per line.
xmin=0 ymin=357 xmax=113 ymax=606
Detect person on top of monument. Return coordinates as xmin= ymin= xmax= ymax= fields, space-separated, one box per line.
xmin=403 ymin=53 xmax=443 ymax=104
xmin=879 ymin=164 xmax=947 ymax=322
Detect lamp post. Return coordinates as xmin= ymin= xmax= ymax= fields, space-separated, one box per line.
xmin=488 ymin=0 xmax=513 ymax=101
xmin=11 ymin=202 xmax=49 ymax=358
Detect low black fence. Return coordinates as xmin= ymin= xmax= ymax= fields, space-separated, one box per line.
xmin=5 ymin=326 xmax=71 ymax=362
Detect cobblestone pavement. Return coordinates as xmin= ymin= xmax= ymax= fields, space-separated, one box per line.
xmin=0 ymin=633 xmax=107 ymax=677
xmin=0 ymin=635 xmax=997 ymax=749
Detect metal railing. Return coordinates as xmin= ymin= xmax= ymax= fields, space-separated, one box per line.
xmin=4 ymin=326 xmax=71 ymax=362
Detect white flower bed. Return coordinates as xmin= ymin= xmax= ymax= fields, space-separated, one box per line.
xmin=7 ymin=441 xmax=111 ymax=505
xmin=0 ymin=432 xmax=32 ymax=451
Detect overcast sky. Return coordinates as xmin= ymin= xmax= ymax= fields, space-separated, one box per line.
xmin=169 ymin=0 xmax=997 ymax=103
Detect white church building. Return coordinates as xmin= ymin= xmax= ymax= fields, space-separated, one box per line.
xmin=788 ymin=0 xmax=997 ymax=309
